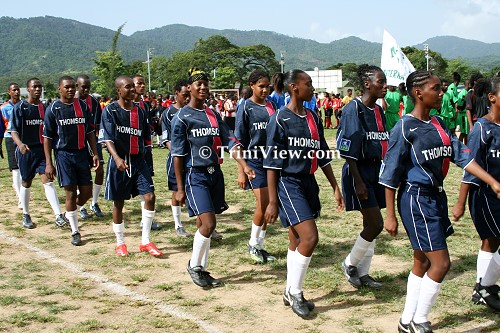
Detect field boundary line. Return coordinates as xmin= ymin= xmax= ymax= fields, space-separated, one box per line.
xmin=0 ymin=229 xmax=223 ymax=333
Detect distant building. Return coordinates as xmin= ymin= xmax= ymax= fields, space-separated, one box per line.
xmin=305 ymin=68 xmax=354 ymax=98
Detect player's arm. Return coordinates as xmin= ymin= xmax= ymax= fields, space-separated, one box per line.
xmin=321 ymin=164 xmax=344 ymax=211
xmin=43 ymin=137 xmax=55 ymax=181
xmin=452 ymin=182 xmax=470 ymax=221
xmin=346 ymin=159 xmax=368 ymax=200
xmin=11 ymin=131 xmax=29 ymax=155
xmin=264 ymin=169 xmax=279 ymax=224
xmin=384 ymin=187 xmax=398 ymax=236
xmin=104 ymin=141 xmax=127 ymax=172
xmin=464 ymin=161 xmax=500 ymax=199
xmin=173 ymin=156 xmax=185 ymax=205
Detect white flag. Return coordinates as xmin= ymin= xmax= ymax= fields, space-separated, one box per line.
xmin=381 ymin=30 xmax=415 ymax=86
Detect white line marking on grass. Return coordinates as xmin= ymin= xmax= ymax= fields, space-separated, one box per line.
xmin=0 ymin=230 xmax=223 ymax=333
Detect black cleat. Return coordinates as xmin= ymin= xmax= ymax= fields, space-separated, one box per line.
xmin=410 ymin=321 xmax=433 ymax=333
xmin=342 ymin=260 xmax=361 ymax=288
xmin=359 ymin=274 xmax=383 ymax=289
xmin=398 ymin=318 xmax=410 ymax=333
xmin=79 ymin=207 xmax=91 ymax=219
xmin=475 ymin=281 xmax=500 ymax=311
xmin=71 ymin=231 xmax=82 ymax=246
xmin=22 ymin=214 xmax=35 ymax=229
xmin=186 ymin=261 xmax=208 ymax=288
xmin=211 ymin=230 xmax=223 ymax=241
xmin=90 ymin=203 xmax=104 ymax=217
xmin=287 ymin=291 xmax=311 ymax=318
xmin=283 ymin=289 xmax=315 ymax=311
xmin=202 ymin=271 xmax=222 ymax=287
xmin=55 ymin=214 xmax=68 ymax=228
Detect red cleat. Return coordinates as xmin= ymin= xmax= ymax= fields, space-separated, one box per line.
xmin=116 ymin=244 xmax=128 ymax=257
xmin=139 ymin=242 xmax=163 ymax=257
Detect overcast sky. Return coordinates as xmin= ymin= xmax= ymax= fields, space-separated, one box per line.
xmin=2 ymin=0 xmax=499 ymax=46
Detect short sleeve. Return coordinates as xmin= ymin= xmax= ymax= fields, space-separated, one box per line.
xmin=316 ymin=113 xmax=332 ymax=168
xmin=43 ymin=106 xmax=56 ymax=139
xmin=462 ymin=122 xmax=482 ymax=185
xmin=10 ymin=103 xmax=22 ymax=134
xmin=160 ymin=108 xmax=170 ymax=144
xmin=336 ymin=101 xmax=363 ymax=160
xmin=379 ymin=120 xmax=409 ymax=189
xmin=170 ymin=115 xmax=189 ymax=157
xmin=263 ymin=112 xmax=285 ymax=170
xmin=98 ymin=105 xmax=116 ymax=143
xmin=234 ymin=102 xmax=250 ymax=149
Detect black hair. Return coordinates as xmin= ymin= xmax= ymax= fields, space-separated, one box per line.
xmin=356 ymin=64 xmax=383 ymax=92
xmin=58 ymin=76 xmax=74 ymax=86
xmin=406 ymin=70 xmax=434 ymax=104
xmin=280 ymin=69 xmax=306 ymax=93
xmin=452 ymin=72 xmax=461 ymax=83
xmin=271 ymin=72 xmax=284 ymax=93
xmin=76 ymin=74 xmax=90 ymax=81
xmin=470 ymin=72 xmax=484 ymax=87
xmin=488 ymin=76 xmax=500 ymax=95
xmin=248 ymin=69 xmax=270 ymax=84
xmin=26 ymin=77 xmax=41 ymax=88
xmin=174 ymin=78 xmax=189 ymax=92
xmin=8 ymin=82 xmax=19 ymax=90
xmin=440 ymin=78 xmax=449 ymax=84
xmin=398 ymin=82 xmax=406 ymax=95
xmin=188 ymin=67 xmax=209 ymax=84
xmin=474 ymin=78 xmax=490 ymax=97
xmin=131 ymin=74 xmax=144 ymax=80
xmin=243 ymin=86 xmax=253 ymax=99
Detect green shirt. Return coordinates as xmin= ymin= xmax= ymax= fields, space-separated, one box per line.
xmin=384 ymin=90 xmax=402 ymax=114
xmin=447 ymin=83 xmax=459 ymax=104
xmin=457 ymin=88 xmax=469 ymax=112
xmin=402 ymin=95 xmax=414 ymax=115
xmin=440 ymin=91 xmax=454 ymax=118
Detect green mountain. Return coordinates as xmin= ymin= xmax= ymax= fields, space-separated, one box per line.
xmin=1 ymin=16 xmax=498 ymax=79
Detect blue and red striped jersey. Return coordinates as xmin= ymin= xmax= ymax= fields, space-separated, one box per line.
xmin=10 ymin=99 xmax=46 ymax=146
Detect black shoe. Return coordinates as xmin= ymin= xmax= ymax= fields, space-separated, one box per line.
xmin=71 ymin=231 xmax=82 ymax=246
xmin=287 ymin=291 xmax=311 ymax=318
xmin=342 ymin=260 xmax=361 ymax=288
xmin=186 ymin=261 xmax=208 ymax=288
xmin=22 ymin=214 xmax=35 ymax=229
xmin=90 ymin=203 xmax=104 ymax=217
xmin=79 ymin=207 xmax=91 ymax=219
xmin=55 ymin=214 xmax=68 ymax=228
xmin=202 ymin=271 xmax=222 ymax=287
xmin=211 ymin=230 xmax=223 ymax=241
xmin=398 ymin=319 xmax=410 ymax=333
xmin=359 ymin=274 xmax=383 ymax=289
xmin=260 ymin=248 xmax=276 ymax=262
xmin=283 ymin=289 xmax=315 ymax=311
xmin=476 ymin=281 xmax=500 ymax=311
xmin=410 ymin=321 xmax=433 ymax=333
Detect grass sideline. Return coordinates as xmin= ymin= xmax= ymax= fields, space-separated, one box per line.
xmin=0 ymin=128 xmax=498 ymax=332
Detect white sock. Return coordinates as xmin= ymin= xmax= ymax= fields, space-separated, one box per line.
xmin=141 ymin=209 xmax=155 ymax=245
xmin=401 ymin=272 xmax=423 ymax=325
xmin=12 ymin=169 xmax=21 ymax=198
xmin=345 ymin=235 xmax=371 ymax=267
xmin=286 ymin=248 xmax=295 ymax=292
xmin=258 ymin=229 xmax=267 ymax=247
xmin=20 ymin=186 xmax=30 ymax=215
xmin=113 ymin=222 xmax=125 ymax=246
xmin=481 ymin=251 xmax=500 ymax=287
xmin=477 ymin=249 xmax=494 ymax=283
xmin=190 ymin=230 xmax=210 ymax=268
xmin=43 ymin=182 xmax=61 ymax=216
xmin=92 ymin=184 xmax=102 ymax=205
xmin=201 ymin=237 xmax=212 ymax=270
xmin=172 ymin=205 xmax=182 ymax=229
xmin=66 ymin=210 xmax=79 ymax=233
xmin=289 ymin=250 xmax=312 ymax=295
xmin=413 ymin=273 xmax=441 ymax=324
xmin=140 ymin=195 xmax=145 ymax=210
xmin=249 ymin=223 xmax=262 ymax=247
xmin=357 ymin=240 xmax=376 ymax=276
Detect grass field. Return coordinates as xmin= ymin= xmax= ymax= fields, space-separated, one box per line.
xmin=0 ymin=129 xmax=498 ymax=333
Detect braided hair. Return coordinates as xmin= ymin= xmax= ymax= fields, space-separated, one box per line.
xmin=248 ymin=69 xmax=270 ymax=84
xmin=405 ymin=70 xmax=434 ymax=104
xmin=188 ymin=67 xmax=209 ymax=84
xmin=357 ymin=64 xmax=384 ymax=92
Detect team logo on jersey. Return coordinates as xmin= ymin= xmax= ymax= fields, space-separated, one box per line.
xmin=338 ymin=138 xmax=351 ymax=151
xmin=25 ymin=119 xmax=43 ymax=126
xmin=58 ymin=117 xmax=85 ymax=126
xmin=491 ymin=149 xmax=500 ymax=158
xmin=191 ymin=127 xmax=220 ymax=137
xmin=253 ymin=122 xmax=267 ymax=130
xmin=116 ymin=126 xmax=142 ymax=136
xmin=365 ymin=131 xmax=389 ymax=141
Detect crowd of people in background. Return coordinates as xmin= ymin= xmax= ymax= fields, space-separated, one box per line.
xmin=0 ymin=65 xmax=499 ymax=332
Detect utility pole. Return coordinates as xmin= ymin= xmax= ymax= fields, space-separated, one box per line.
xmin=146 ymin=48 xmax=154 ymax=91
xmin=280 ymin=51 xmax=285 ymax=73
xmin=423 ymin=44 xmax=430 ymax=71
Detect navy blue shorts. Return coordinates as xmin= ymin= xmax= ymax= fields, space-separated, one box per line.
xmin=185 ymin=166 xmax=228 ymax=217
xmin=104 ymin=154 xmax=154 ymax=201
xmin=245 ymin=158 xmax=267 ymax=190
xmin=166 ymin=153 xmax=177 ymax=191
xmin=16 ymin=145 xmax=45 ymax=181
xmin=145 ymin=147 xmax=154 ymax=176
xmin=5 ymin=137 xmax=19 ymax=171
xmin=469 ymin=186 xmax=500 ymax=240
xmin=398 ymin=184 xmax=453 ymax=251
xmin=342 ymin=161 xmax=386 ymax=211
xmin=87 ymin=142 xmax=105 ymax=166
xmin=54 ymin=149 xmax=93 ymax=187
xmin=277 ymin=173 xmax=321 ymax=228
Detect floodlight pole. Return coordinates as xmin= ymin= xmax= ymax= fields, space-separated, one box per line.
xmin=147 ymin=48 xmax=154 ymax=91
xmin=423 ymin=44 xmax=430 ymax=71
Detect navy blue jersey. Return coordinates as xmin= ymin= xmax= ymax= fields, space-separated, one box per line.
xmin=336 ymin=98 xmax=388 ymax=161
xmin=98 ymin=101 xmax=152 ymax=157
xmin=10 ymin=99 xmax=46 ymax=146
xmin=170 ymin=105 xmax=240 ymax=168
xmin=160 ymin=105 xmax=179 ymax=144
xmin=379 ymin=115 xmax=473 ymax=189
xmin=43 ymin=99 xmax=94 ymax=150
xmin=234 ymin=99 xmax=275 ymax=152
xmin=81 ymin=95 xmax=102 ymax=128
xmin=462 ymin=118 xmax=500 ymax=188
xmin=264 ymin=107 xmax=331 ymax=174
